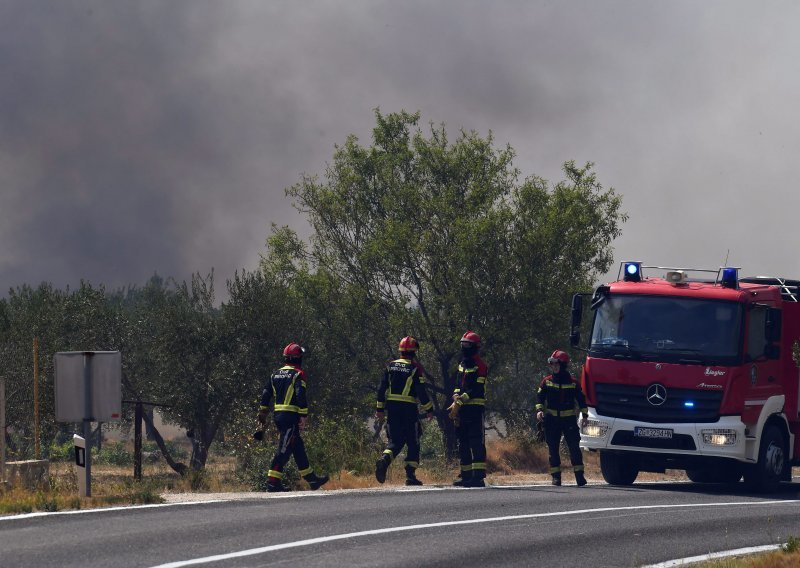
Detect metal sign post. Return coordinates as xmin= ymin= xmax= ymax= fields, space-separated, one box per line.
xmin=81 ymin=353 xmax=93 ymax=496
xmin=1 ymin=376 xmax=6 ymax=488
xmin=55 ymin=351 xmax=122 ymax=498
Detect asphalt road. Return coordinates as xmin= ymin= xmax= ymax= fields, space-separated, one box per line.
xmin=2 ymin=481 xmax=800 ymax=568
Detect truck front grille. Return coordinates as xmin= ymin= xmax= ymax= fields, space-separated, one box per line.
xmin=610 ymin=430 xmax=697 ymax=450
xmin=594 ymin=383 xmax=723 ymax=423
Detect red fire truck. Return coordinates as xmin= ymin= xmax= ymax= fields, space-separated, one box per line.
xmin=570 ymin=262 xmax=800 ymax=491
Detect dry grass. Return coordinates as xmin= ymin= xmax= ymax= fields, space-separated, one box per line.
xmin=698 ymin=550 xmax=800 ymax=567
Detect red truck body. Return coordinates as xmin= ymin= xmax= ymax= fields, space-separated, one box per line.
xmin=574 ymin=264 xmax=800 ymax=490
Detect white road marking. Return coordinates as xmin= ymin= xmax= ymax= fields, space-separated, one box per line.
xmin=150 ymin=500 xmax=800 ymax=567
xmin=641 ymin=544 xmax=783 ymax=567
xmin=0 ymin=500 xmax=225 ymax=522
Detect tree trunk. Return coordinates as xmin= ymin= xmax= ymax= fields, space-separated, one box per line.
xmin=140 ymin=410 xmax=188 ymax=476
xmin=438 ymin=356 xmax=459 ymax=458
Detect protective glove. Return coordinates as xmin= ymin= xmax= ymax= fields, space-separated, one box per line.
xmin=253 ymin=429 xmax=264 ymax=441
xmin=447 ymin=402 xmax=461 ymax=426
xmin=257 ymin=410 xmax=268 ymax=425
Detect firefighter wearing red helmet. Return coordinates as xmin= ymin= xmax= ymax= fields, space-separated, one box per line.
xmin=375 ymin=336 xmax=434 ymax=486
xmin=536 ymin=349 xmax=588 ymax=486
xmin=450 ymin=331 xmax=489 ymax=487
xmin=256 ymin=342 xmax=329 ymax=492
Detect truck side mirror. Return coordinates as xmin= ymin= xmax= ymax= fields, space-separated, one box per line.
xmin=765 ymin=308 xmax=782 ymax=343
xmin=571 ymin=294 xmax=583 ymax=328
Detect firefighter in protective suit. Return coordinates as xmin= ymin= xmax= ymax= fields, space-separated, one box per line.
xmin=450 ymin=331 xmax=488 ymax=488
xmin=375 ymin=336 xmax=434 ymax=486
xmin=536 ymin=350 xmax=588 ymax=486
xmin=257 ymin=343 xmax=329 ymax=492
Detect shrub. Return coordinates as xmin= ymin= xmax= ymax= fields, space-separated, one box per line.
xmin=303 ymin=414 xmax=383 ymax=477
xmin=93 ymin=442 xmax=133 ymax=466
xmin=47 ymin=440 xmax=76 ymax=462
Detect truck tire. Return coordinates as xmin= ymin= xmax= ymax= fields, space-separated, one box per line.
xmin=686 ymin=467 xmax=742 ymax=484
xmin=600 ymin=451 xmax=638 ymax=485
xmin=686 ymin=469 xmax=713 ymax=483
xmin=743 ymin=424 xmax=785 ymax=493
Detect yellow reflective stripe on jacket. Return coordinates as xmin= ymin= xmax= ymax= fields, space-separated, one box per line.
xmin=458 ymin=365 xmax=478 ymax=373
xmin=546 ymin=408 xmax=576 ymax=416
xmin=275 ymin=404 xmax=301 ymax=412
xmin=420 ymin=400 xmax=433 ymax=411
xmin=545 ymin=380 xmax=575 ymax=389
xmin=386 ymin=394 xmax=417 ymax=403
xmin=386 ymin=359 xmax=418 ymax=404
xmin=462 ymin=398 xmax=485 ymax=406
xmin=477 ymin=376 xmax=486 ymax=384
xmin=283 ymin=381 xmax=295 ymax=407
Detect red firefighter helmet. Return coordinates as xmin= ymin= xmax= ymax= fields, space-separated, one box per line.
xmin=548 ymin=350 xmax=569 ymax=364
xmin=399 ymin=336 xmax=419 ymax=352
xmin=283 ymin=343 xmax=305 ymax=358
xmin=460 ymin=331 xmax=482 ymax=347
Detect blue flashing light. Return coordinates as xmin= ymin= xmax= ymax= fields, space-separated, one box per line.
xmin=684 ymin=401 xmax=695 ymax=408
xmin=623 ymin=262 xmax=642 ymax=282
xmin=720 ymin=267 xmax=738 ymax=289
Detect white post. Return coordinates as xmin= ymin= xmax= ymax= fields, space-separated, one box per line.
xmin=1 ymin=376 xmax=6 ymax=487
xmin=73 ymin=434 xmax=87 ymax=498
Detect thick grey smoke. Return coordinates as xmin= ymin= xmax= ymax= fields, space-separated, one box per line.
xmin=2 ymin=1 xmax=799 ymax=296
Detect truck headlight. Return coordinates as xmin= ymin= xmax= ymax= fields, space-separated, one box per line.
xmin=701 ymin=429 xmax=737 ymax=446
xmin=581 ymin=419 xmax=609 ymax=439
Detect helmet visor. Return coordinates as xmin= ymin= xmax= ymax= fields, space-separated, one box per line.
xmin=547 ymin=357 xmax=560 ymax=364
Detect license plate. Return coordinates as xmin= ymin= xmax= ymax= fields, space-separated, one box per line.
xmin=634 ymin=426 xmax=673 ymax=439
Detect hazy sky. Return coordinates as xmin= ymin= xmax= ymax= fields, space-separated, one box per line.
xmin=2 ymin=1 xmax=799 ymax=298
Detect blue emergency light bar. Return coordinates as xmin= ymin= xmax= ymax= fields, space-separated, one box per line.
xmin=623 ymin=262 xmax=642 ymax=282
xmin=684 ymin=401 xmax=695 ymax=408
xmin=720 ymin=267 xmax=738 ymax=289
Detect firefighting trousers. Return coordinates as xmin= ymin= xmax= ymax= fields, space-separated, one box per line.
xmin=268 ymin=413 xmax=311 ymax=480
xmin=544 ymin=415 xmax=584 ymax=476
xmin=383 ymin=405 xmax=421 ymax=468
xmin=456 ymin=407 xmax=486 ymax=479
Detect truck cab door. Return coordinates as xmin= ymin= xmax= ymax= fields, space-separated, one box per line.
xmin=744 ymin=304 xmax=782 ymax=405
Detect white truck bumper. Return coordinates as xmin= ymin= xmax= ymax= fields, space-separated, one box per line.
xmin=579 ymin=408 xmax=749 ymax=461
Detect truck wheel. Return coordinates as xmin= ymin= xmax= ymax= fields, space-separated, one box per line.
xmin=743 ymin=424 xmax=785 ymax=493
xmin=686 ymin=467 xmax=741 ymax=484
xmin=600 ymin=451 xmax=638 ymax=485
xmin=686 ymin=468 xmax=713 ymax=483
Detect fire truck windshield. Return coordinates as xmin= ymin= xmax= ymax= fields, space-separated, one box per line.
xmin=589 ymin=294 xmax=743 ymax=365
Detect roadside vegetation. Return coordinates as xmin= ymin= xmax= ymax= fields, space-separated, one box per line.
xmin=1 ymin=428 xmax=620 ymax=515
xmin=696 ymin=537 xmax=800 ymax=567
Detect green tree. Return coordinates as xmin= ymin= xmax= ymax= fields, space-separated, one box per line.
xmin=278 ymin=109 xmax=627 ymax=453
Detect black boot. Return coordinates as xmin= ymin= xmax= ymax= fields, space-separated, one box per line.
xmin=405 ymin=466 xmax=423 ymax=486
xmin=575 ymin=471 xmax=587 ymax=487
xmin=453 ymin=471 xmax=472 ymax=487
xmin=465 ymin=475 xmax=485 ymax=488
xmin=551 ymin=475 xmax=562 ymax=486
xmin=375 ymin=455 xmax=391 ymax=484
xmin=306 ymin=473 xmax=329 ymax=491
xmin=267 ymin=481 xmax=289 ymax=492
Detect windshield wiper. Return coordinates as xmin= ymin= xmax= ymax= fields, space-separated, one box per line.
xmin=591 ymin=342 xmax=645 ymax=360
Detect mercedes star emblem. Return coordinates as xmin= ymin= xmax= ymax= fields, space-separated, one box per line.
xmin=646 ymin=383 xmax=667 ymax=406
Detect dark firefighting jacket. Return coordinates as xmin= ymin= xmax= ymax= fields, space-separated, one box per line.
xmin=453 ymin=356 xmax=488 ymax=408
xmin=376 ymin=358 xmax=433 ymax=413
xmin=260 ymin=364 xmax=308 ymax=416
xmin=536 ymin=370 xmax=587 ymax=418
